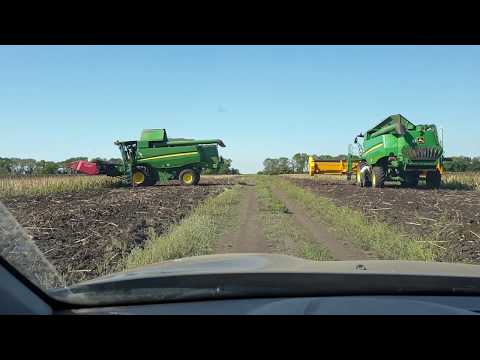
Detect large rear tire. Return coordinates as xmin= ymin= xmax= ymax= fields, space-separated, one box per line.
xmin=132 ymin=167 xmax=155 ymax=187
xmin=356 ymin=167 xmax=363 ymax=187
xmin=193 ymin=171 xmax=201 ymax=185
xmin=402 ymin=171 xmax=419 ymax=188
xmin=179 ymin=169 xmax=199 ymax=186
xmin=371 ymin=166 xmax=386 ymax=188
xmin=426 ymin=170 xmax=441 ymax=189
xmin=356 ymin=162 xmax=371 ymax=187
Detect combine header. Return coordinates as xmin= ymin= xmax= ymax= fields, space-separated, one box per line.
xmin=68 ymin=129 xmax=226 ymax=186
xmin=308 ymin=154 xmax=358 ymax=180
xmin=308 ymin=114 xmax=450 ymax=188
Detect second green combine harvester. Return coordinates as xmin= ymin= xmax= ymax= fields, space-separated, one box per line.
xmin=354 ymin=114 xmax=447 ymax=189
xmin=308 ymin=114 xmax=449 ymax=189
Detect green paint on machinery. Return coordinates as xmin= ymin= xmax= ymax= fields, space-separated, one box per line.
xmin=353 ymin=114 xmax=449 ymax=189
xmin=104 ymin=129 xmax=226 ymax=186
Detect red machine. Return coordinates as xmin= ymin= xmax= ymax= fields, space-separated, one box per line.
xmin=68 ymin=160 xmax=100 ymax=175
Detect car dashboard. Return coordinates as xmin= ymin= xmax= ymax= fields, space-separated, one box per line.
xmin=61 ymin=295 xmax=480 ymax=315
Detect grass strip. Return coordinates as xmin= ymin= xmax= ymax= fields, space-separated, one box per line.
xmin=273 ymin=177 xmax=438 ymax=261
xmin=255 ymin=176 xmax=333 ymax=261
xmin=125 ymin=185 xmax=244 ymax=269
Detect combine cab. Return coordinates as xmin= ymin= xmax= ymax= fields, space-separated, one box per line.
xmin=68 ymin=129 xmax=226 ymax=186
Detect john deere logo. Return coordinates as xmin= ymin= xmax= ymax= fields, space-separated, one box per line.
xmin=417 ymin=137 xmax=425 ymax=144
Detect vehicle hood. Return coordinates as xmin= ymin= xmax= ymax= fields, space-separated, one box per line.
xmin=80 ymin=253 xmax=480 ymax=286
xmin=50 ymin=254 xmax=480 ymax=306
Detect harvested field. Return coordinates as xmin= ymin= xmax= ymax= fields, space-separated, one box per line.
xmin=286 ymin=175 xmax=480 ymax=264
xmin=2 ymin=176 xmax=237 ymax=285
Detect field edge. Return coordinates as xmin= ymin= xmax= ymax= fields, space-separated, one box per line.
xmin=124 ymin=185 xmax=244 ymax=270
xmin=275 ymin=177 xmax=441 ymax=262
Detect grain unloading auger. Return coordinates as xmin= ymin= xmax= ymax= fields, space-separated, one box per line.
xmin=308 ymin=114 xmax=451 ymax=188
xmin=68 ymin=129 xmax=226 ymax=186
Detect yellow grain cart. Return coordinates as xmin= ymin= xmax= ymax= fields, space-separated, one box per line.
xmin=308 ymin=156 xmax=359 ymax=180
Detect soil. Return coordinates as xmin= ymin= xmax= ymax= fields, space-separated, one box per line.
xmin=219 ymin=185 xmax=269 ymax=253
xmin=287 ymin=177 xmax=480 ymax=264
xmin=5 ymin=173 xmax=478 ymax=287
xmin=271 ymin=186 xmax=372 ymax=260
xmin=2 ymin=177 xmax=232 ymax=285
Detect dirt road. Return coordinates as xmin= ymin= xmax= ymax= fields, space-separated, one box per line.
xmin=271 ymin=186 xmax=370 ymax=260
xmin=218 ymin=178 xmax=370 ymax=259
xmin=220 ymin=185 xmax=269 ymax=253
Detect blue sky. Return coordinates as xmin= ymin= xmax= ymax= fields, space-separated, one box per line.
xmin=0 ymin=45 xmax=478 ymax=173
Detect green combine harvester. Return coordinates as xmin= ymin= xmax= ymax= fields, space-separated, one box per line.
xmin=353 ymin=114 xmax=449 ymax=189
xmin=69 ymin=129 xmax=226 ymax=186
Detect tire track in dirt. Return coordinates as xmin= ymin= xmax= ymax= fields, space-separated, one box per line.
xmin=288 ymin=176 xmax=480 ymax=263
xmin=219 ymin=185 xmax=269 ymax=253
xmin=271 ymin=185 xmax=372 ymax=260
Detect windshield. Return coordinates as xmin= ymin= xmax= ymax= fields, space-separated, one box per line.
xmin=1 ymin=45 xmax=480 ymax=306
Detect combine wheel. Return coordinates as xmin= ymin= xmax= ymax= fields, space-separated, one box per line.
xmin=371 ymin=166 xmax=386 ymax=188
xmin=179 ymin=169 xmax=199 ymax=186
xmin=356 ymin=167 xmax=363 ymax=187
xmin=193 ymin=171 xmax=201 ymax=185
xmin=426 ymin=170 xmax=441 ymax=189
xmin=402 ymin=172 xmax=419 ymax=188
xmin=356 ymin=162 xmax=371 ymax=187
xmin=132 ymin=167 xmax=155 ymax=186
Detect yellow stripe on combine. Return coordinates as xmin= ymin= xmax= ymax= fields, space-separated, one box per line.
xmin=137 ymin=151 xmax=199 ymax=162
xmin=362 ymin=143 xmax=384 ymax=156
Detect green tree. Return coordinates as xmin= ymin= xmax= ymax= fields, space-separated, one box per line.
xmin=64 ymin=156 xmax=88 ymax=164
xmin=0 ymin=158 xmax=13 ymax=175
xmin=203 ymin=158 xmax=240 ymax=175
xmin=292 ymin=153 xmax=309 ymax=173
xmin=108 ymin=158 xmax=123 ymax=164
xmin=278 ymin=157 xmax=293 ymax=174
xmin=44 ymin=161 xmax=60 ymax=174
xmin=33 ymin=160 xmax=59 ymax=174
xmin=262 ymin=158 xmax=280 ymax=175
xmin=444 ymin=156 xmax=473 ymax=172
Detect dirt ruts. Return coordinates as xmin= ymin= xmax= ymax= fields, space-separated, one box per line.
xmin=288 ymin=177 xmax=480 ymax=264
xmin=220 ymin=185 xmax=269 ymax=253
xmin=218 ymin=180 xmax=369 ymax=260
xmin=271 ymin=186 xmax=371 ymax=260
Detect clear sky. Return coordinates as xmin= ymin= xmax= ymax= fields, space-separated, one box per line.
xmin=0 ymin=45 xmax=478 ymax=173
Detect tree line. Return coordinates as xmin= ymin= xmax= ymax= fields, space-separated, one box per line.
xmin=259 ymin=153 xmax=353 ymax=175
xmin=443 ymin=156 xmax=480 ymax=172
xmin=0 ymin=156 xmax=240 ymax=176
xmin=259 ymin=154 xmax=480 ymax=175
